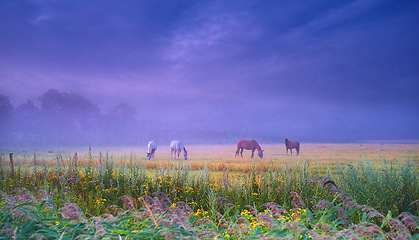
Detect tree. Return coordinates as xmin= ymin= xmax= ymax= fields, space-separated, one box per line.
xmin=38 ymin=89 xmax=100 ymax=114
xmin=35 ymin=89 xmax=102 ymax=145
xmin=0 ymin=94 xmax=13 ymax=144
xmin=0 ymin=94 xmax=13 ymax=118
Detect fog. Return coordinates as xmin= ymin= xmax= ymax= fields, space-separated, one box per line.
xmin=1 ymin=1 xmax=419 ymax=147
xmin=1 ymin=88 xmax=418 ymax=147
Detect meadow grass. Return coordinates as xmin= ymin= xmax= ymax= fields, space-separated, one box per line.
xmin=4 ymin=143 xmax=417 ymax=169
xmin=1 ymin=143 xmax=419 ymax=239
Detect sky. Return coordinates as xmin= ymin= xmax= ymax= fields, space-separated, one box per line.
xmin=1 ymin=0 xmax=419 ymax=145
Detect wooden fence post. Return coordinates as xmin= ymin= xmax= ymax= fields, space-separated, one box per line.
xmin=9 ymin=153 xmax=14 ymax=177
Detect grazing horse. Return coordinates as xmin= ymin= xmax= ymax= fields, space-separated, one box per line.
xmin=170 ymin=140 xmax=188 ymax=160
xmin=147 ymin=141 xmax=157 ymax=160
xmin=235 ymin=140 xmax=264 ymax=158
xmin=285 ymin=138 xmax=300 ymax=156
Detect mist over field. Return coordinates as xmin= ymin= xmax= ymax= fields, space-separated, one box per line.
xmin=0 ymin=88 xmax=418 ymax=147
xmin=1 ymin=1 xmax=419 ymax=147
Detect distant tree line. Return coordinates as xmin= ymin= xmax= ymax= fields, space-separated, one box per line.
xmin=0 ymin=89 xmax=140 ymax=147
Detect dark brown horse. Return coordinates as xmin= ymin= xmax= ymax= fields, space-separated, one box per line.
xmin=235 ymin=140 xmax=264 ymax=158
xmin=285 ymin=138 xmax=300 ymax=156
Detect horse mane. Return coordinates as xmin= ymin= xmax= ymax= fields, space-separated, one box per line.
xmin=253 ymin=140 xmax=262 ymax=152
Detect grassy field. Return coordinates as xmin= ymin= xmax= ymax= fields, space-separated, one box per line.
xmin=5 ymin=142 xmax=418 ymax=168
xmin=1 ymin=143 xmax=419 ymax=239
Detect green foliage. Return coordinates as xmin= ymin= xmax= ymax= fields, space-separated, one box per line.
xmin=1 ymin=150 xmax=419 ymax=238
xmin=336 ymin=157 xmax=419 ymax=215
xmin=1 ymin=187 xmax=418 ymax=239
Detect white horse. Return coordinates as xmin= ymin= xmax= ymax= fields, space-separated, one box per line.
xmin=170 ymin=140 xmax=188 ymax=160
xmin=147 ymin=141 xmax=157 ymax=160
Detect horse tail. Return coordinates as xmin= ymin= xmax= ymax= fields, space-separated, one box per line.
xmin=296 ymin=143 xmax=300 ymax=156
xmin=235 ymin=141 xmax=241 ymax=157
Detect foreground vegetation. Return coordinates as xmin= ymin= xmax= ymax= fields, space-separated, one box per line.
xmin=1 ymin=144 xmax=419 ymax=238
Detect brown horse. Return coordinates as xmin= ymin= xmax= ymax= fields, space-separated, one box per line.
xmin=285 ymin=138 xmax=300 ymax=156
xmin=235 ymin=140 xmax=264 ymax=158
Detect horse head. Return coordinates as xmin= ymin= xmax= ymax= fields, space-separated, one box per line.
xmin=146 ymin=152 xmax=151 ymax=160
xmin=258 ymin=149 xmax=264 ymax=159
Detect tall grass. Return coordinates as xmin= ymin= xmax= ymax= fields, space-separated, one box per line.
xmin=1 ymin=182 xmax=418 ymax=239
xmin=335 ymin=157 xmax=419 ymax=215
xmin=1 ymin=154 xmax=418 ymax=217
xmin=1 ymin=147 xmax=419 ymax=238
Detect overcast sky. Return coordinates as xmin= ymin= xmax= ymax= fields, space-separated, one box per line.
xmin=1 ymin=0 xmax=419 ymax=143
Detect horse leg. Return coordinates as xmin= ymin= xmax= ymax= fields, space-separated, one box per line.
xmin=171 ymin=149 xmax=174 ymax=159
xmin=290 ymin=149 xmax=293 ymax=155
xmin=286 ymin=148 xmax=288 ymax=155
xmin=297 ymin=147 xmax=299 ymax=156
xmin=251 ymin=149 xmax=255 ymax=158
xmin=240 ymin=148 xmax=244 ymax=158
xmin=235 ymin=147 xmax=240 ymax=157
